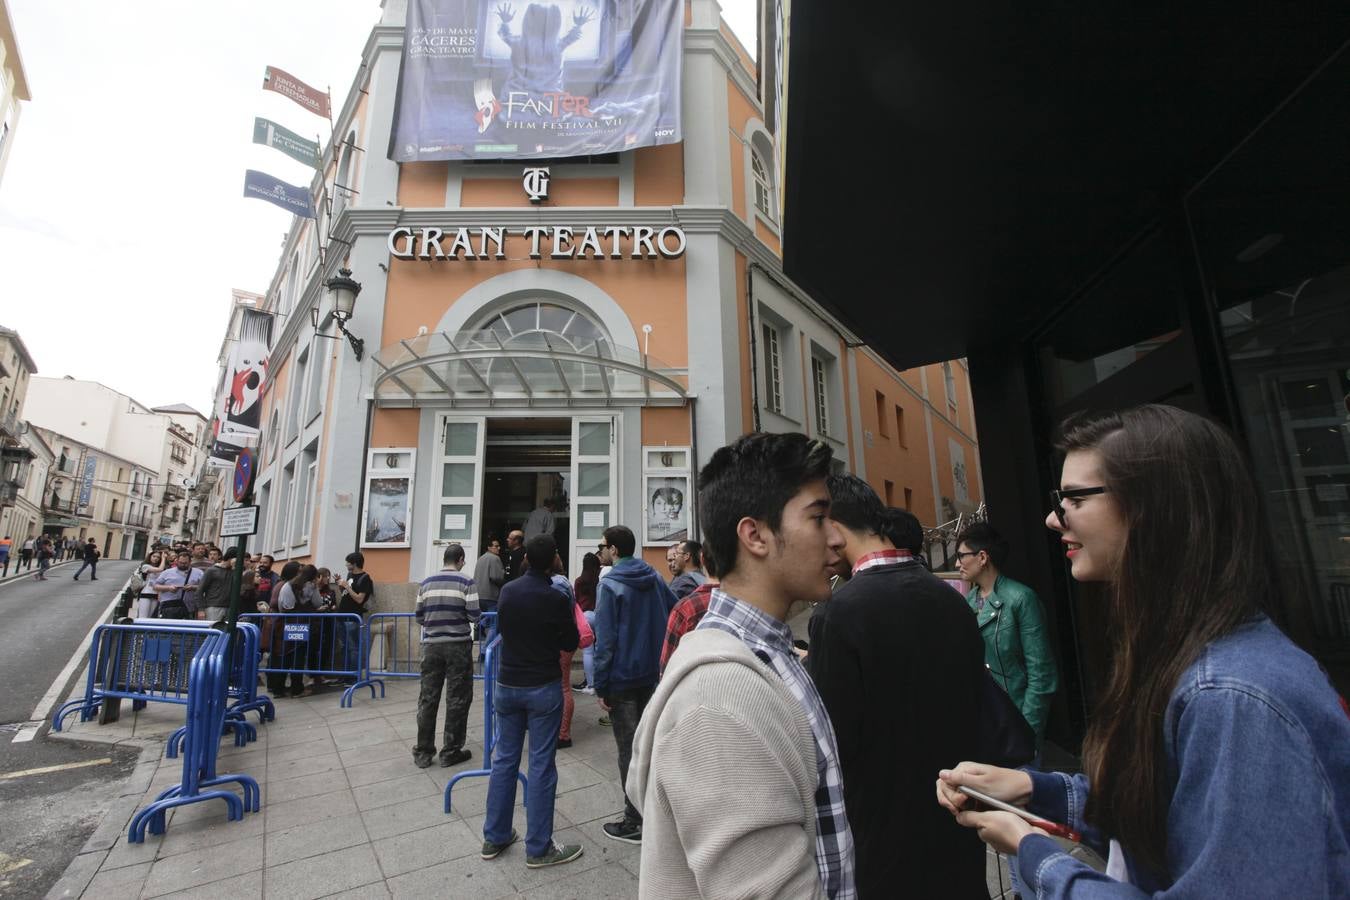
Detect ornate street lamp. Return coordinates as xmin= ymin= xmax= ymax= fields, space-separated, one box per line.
xmin=311 ymin=267 xmax=365 ymax=360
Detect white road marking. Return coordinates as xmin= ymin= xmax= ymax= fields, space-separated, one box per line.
xmin=0 ymin=757 xmax=113 ymax=780
xmin=9 ymin=722 xmax=43 ymax=744
xmin=15 ymin=571 xmax=132 ymax=742
xmin=0 ymin=852 xmax=34 ymax=875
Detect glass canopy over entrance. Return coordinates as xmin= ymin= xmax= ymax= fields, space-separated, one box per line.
xmin=372 ymin=302 xmax=686 ymax=407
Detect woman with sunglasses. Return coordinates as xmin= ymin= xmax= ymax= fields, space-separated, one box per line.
xmin=936 ymin=405 xmax=1350 ymax=897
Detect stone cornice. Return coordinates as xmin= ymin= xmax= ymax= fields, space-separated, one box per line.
xmin=686 ymin=27 xmax=761 ymax=113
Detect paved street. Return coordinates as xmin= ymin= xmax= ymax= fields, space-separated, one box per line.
xmin=0 ymin=561 xmax=141 ymax=898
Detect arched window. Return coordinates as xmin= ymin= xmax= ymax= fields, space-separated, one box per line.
xmin=469 ymin=301 xmax=612 ymax=391
xmin=752 ymin=150 xmax=773 ymax=220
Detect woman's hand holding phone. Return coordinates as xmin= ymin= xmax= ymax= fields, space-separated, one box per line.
xmin=936 ymin=762 xmax=1047 ymax=855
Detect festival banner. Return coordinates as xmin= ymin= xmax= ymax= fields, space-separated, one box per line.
xmin=243 ymin=169 xmax=316 ymax=219
xmin=252 ymin=117 xmax=321 ymax=168
xmin=390 ymin=0 xmax=683 ymax=161
xmin=208 ymin=309 xmax=274 ymax=469
xmin=78 ymin=454 xmax=98 ymax=507
xmin=262 ymin=65 xmax=331 ymax=119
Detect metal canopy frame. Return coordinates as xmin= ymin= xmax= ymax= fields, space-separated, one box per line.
xmin=371 ymin=330 xmax=687 ymax=408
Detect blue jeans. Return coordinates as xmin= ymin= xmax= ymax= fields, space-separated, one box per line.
xmin=74 ymin=559 xmax=97 ymax=578
xmin=341 ymin=621 xmax=361 ymax=673
xmin=484 ymin=679 xmax=563 ymax=857
xmin=581 ymin=610 xmax=596 ymax=686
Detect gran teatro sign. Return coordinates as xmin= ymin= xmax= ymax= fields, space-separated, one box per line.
xmin=386 ymin=224 xmax=687 ymax=261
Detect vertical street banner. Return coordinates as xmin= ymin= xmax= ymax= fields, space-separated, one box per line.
xmin=253 ymin=117 xmax=322 ymax=168
xmin=243 ymin=169 xmax=316 ymax=219
xmin=208 ymin=309 xmax=274 ymax=469
xmin=78 ymin=454 xmax=98 ymax=508
xmin=262 ymin=65 xmax=332 ymax=119
xmin=390 ymin=0 xmax=683 ymax=161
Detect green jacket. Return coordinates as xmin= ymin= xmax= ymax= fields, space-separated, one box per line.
xmin=966 ymin=574 xmax=1058 ymax=739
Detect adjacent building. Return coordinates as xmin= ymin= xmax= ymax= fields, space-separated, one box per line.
xmin=781 ymin=1 xmax=1350 ymax=743
xmin=220 ymin=0 xmax=981 ymax=593
xmin=0 ymin=0 xmax=30 ymax=186
xmin=24 ymin=377 xmax=208 ymax=555
xmin=0 ymin=325 xmax=39 ymax=542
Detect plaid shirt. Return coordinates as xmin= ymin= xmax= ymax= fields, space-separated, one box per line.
xmin=697 ymin=589 xmax=857 ymax=900
xmin=660 ymin=581 xmax=715 ymax=673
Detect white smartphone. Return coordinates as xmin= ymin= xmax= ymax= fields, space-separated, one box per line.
xmin=956 ymin=786 xmax=1081 ymax=842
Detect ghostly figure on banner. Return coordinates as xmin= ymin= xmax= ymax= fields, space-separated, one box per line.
xmin=209 ymin=309 xmax=274 ymax=468
xmin=496 ymin=3 xmax=594 ymax=95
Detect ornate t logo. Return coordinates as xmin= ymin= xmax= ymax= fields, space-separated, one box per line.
xmin=522 ymin=167 xmax=551 ymax=204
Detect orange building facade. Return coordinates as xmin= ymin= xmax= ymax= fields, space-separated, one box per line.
xmin=239 ymin=0 xmax=980 ymax=585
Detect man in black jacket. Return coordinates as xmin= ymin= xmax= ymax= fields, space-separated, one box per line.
xmin=72 ymin=539 xmax=100 ymax=580
xmin=808 ymin=474 xmax=987 ymax=898
xmin=480 ymin=534 xmax=583 ymax=870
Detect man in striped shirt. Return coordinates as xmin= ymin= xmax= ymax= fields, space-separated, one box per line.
xmin=413 ymin=543 xmax=480 ymax=769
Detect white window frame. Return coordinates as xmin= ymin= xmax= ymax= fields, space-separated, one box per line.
xmin=365 ymin=447 xmax=417 ymax=551
xmin=811 ymin=356 xmax=829 ymax=437
xmin=762 ymin=321 xmax=784 ymax=414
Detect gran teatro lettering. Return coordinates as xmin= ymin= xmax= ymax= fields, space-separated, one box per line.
xmin=386 ymin=225 xmax=687 ymax=261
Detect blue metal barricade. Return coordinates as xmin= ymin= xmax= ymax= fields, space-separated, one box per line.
xmin=444 ymin=634 xmax=528 ymax=813
xmin=128 ymin=630 xmax=261 ymax=842
xmin=53 ymin=623 xmax=219 ymax=731
xmin=166 ymin=621 xmax=273 ymax=758
xmin=239 ymin=612 xmax=366 ymax=706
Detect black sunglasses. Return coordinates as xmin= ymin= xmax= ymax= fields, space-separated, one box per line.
xmin=1049 ymin=486 xmax=1107 ymax=528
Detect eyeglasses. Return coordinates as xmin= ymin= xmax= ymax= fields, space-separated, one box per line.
xmin=1049 ymin=486 xmax=1107 ymax=528
xmin=953 ymin=550 xmax=981 ymax=561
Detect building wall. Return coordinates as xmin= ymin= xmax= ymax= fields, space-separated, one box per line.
xmin=0 ymin=0 xmax=30 ymax=188
xmin=224 ymin=0 xmax=980 ymax=589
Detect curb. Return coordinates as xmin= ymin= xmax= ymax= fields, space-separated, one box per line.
xmin=0 ymin=559 xmax=77 ymax=586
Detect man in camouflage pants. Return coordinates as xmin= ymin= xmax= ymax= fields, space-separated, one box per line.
xmin=413 ymin=543 xmax=480 ymax=768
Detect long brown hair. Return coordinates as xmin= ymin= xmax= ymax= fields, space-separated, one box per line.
xmin=1059 ymin=405 xmax=1274 ymax=877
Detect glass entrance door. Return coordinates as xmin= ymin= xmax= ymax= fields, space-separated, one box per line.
xmin=569 ymin=416 xmax=618 ymax=575
xmin=428 ymin=414 xmax=486 ymax=577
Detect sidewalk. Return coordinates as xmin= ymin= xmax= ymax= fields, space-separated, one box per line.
xmin=48 ymin=673 xmax=642 ymax=899
xmin=47 ymin=657 xmax=1021 ymax=899
xmin=0 ymin=558 xmax=77 ymax=585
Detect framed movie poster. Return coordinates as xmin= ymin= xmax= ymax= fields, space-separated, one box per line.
xmin=362 ymin=449 xmax=416 ymax=548
xmin=643 ymin=446 xmax=691 ymax=546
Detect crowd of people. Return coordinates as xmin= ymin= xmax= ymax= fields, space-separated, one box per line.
xmin=426 ymin=405 xmax=1350 ymax=896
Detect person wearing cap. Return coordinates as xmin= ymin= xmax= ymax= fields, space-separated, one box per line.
xmin=197 ymin=546 xmax=239 ymax=622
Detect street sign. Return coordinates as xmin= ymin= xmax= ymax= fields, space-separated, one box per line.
xmin=233 ymin=448 xmax=256 ymax=502
xmin=220 ymin=505 xmax=259 ymax=537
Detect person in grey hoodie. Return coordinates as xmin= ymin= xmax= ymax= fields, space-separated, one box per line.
xmin=591 ymin=524 xmax=677 ymax=845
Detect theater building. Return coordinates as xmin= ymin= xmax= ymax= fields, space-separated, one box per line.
xmin=781 ymin=1 xmax=1350 ymax=745
xmin=232 ymin=0 xmax=981 ymax=593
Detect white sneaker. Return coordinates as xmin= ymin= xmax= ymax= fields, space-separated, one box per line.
xmin=578 ymin=686 xmax=595 ymax=695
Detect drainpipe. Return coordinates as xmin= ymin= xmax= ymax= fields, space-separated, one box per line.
xmin=745 ymin=264 xmax=762 ymax=432
xmin=688 ymin=396 xmax=699 ymax=540
xmin=352 ymin=397 xmax=375 ymax=552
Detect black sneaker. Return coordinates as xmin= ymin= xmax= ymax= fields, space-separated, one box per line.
xmin=602 ymin=818 xmax=642 ymax=844
xmin=526 ymin=841 xmax=583 ymax=868
xmin=439 ymin=747 xmax=472 ymax=767
xmin=481 ymin=829 xmax=519 ymax=860
xmin=413 ymin=752 xmax=434 ymax=768
xmin=556 ymin=738 xmax=573 ymax=749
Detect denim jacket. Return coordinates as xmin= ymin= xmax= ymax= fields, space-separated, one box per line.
xmin=1016 ymin=617 xmax=1350 ymax=898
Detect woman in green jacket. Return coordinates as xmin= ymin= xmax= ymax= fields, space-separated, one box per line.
xmin=955 ymin=522 xmax=1058 ymax=741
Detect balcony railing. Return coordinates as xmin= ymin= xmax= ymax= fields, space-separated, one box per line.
xmin=106 ymin=509 xmax=124 ymax=524
xmin=44 ymin=497 xmax=78 ymax=514
xmin=127 ymin=512 xmax=154 ymax=530
xmin=54 ymin=458 xmax=78 ymax=475
xmin=0 ymin=410 xmax=19 ymax=439
xmin=162 ymin=484 xmax=185 ymax=501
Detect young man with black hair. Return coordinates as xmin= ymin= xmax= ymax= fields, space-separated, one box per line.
xmin=591 ymin=523 xmax=677 ymax=845
xmin=72 ymin=538 xmax=100 ymax=580
xmin=627 ymin=432 xmax=855 ymax=899
xmin=954 ymin=521 xmax=1058 ymax=742
xmin=335 ymin=551 xmax=374 ymax=676
xmin=810 ymin=472 xmax=987 ymax=898
xmin=482 ymin=534 xmax=583 ymax=869
xmin=413 ymin=543 xmax=478 ymax=769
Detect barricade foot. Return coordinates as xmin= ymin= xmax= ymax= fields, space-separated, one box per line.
xmin=52 ymin=699 xmax=98 ymax=732
xmin=444 ymin=768 xmax=493 ymax=814
xmin=201 ymin=774 xmax=261 ymax=812
xmin=128 ymin=790 xmax=244 ymax=843
xmin=342 ymin=678 xmax=383 ymax=708
xmin=165 ymin=726 xmax=188 ymax=759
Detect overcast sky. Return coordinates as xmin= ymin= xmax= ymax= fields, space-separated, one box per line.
xmin=0 ymin=0 xmax=757 ymax=418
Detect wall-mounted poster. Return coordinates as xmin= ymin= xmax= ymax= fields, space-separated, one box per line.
xmin=391 ymin=0 xmax=683 ymax=161
xmin=644 ymin=474 xmax=689 ymax=544
xmin=364 ymin=477 xmax=412 ymax=547
xmin=208 ymin=309 xmax=274 ymax=468
xmin=362 ymin=449 xmax=416 ymax=548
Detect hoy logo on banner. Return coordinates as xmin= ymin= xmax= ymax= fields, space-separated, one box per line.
xmin=522 ymin=167 xmax=551 ymax=204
